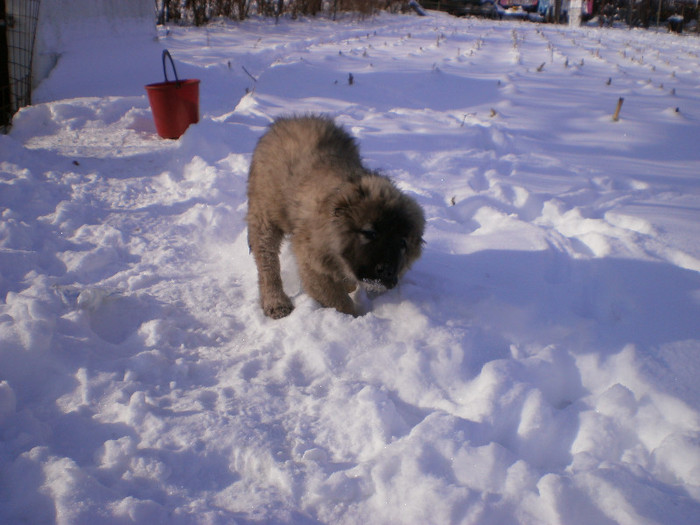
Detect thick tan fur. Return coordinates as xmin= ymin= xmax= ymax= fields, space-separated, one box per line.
xmin=246 ymin=115 xmax=425 ymax=318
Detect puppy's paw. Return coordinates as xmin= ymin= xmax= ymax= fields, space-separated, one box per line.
xmin=331 ymin=295 xmax=357 ymax=317
xmin=262 ymin=295 xmax=294 ymax=319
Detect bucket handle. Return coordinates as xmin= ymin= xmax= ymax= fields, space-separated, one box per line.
xmin=162 ymin=50 xmax=181 ymax=87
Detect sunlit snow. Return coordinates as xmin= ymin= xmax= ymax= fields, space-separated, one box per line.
xmin=1 ymin=7 xmax=699 ymax=525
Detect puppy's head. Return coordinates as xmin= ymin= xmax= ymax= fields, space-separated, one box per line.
xmin=332 ymin=174 xmax=425 ymax=291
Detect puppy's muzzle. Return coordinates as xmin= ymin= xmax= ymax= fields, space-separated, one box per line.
xmin=375 ymin=263 xmax=398 ymax=289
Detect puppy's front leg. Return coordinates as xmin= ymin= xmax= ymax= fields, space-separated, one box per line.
xmin=248 ymin=222 xmax=294 ymax=319
xmin=297 ymin=262 xmax=356 ymax=316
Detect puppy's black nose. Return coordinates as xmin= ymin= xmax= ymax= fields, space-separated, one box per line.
xmin=376 ymin=263 xmax=398 ymax=288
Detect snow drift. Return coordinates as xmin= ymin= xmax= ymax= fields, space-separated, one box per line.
xmin=1 ymin=9 xmax=700 ymax=525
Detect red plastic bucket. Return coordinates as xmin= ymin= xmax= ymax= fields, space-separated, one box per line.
xmin=145 ymin=50 xmax=200 ymax=139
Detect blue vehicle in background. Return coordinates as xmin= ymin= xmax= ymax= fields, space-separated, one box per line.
xmin=418 ymin=0 xmax=505 ymax=19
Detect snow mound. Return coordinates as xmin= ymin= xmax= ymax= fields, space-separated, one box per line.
xmin=2 ymin=11 xmax=700 ymax=525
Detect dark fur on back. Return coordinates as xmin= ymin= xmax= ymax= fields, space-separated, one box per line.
xmin=246 ymin=115 xmax=425 ymax=318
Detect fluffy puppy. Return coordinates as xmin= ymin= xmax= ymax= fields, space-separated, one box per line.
xmin=246 ymin=115 xmax=425 ymax=318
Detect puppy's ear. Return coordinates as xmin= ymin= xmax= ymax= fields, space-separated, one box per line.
xmin=332 ymin=199 xmax=348 ymax=218
xmin=331 ymin=184 xmax=362 ymax=218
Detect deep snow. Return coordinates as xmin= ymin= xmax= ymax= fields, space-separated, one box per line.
xmin=1 ymin=10 xmax=700 ymax=525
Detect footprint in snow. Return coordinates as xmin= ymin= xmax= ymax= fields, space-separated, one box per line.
xmin=56 ymin=286 xmax=157 ymax=345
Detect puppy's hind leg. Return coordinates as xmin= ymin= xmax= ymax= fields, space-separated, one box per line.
xmin=248 ymin=221 xmax=294 ymax=319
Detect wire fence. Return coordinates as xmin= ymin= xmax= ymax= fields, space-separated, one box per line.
xmin=1 ymin=0 xmax=41 ymax=133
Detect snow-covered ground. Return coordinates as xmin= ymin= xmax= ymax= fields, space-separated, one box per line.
xmin=2 ymin=10 xmax=700 ymax=524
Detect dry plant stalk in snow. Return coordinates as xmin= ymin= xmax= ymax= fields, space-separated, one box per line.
xmin=613 ymin=96 xmax=625 ymax=121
